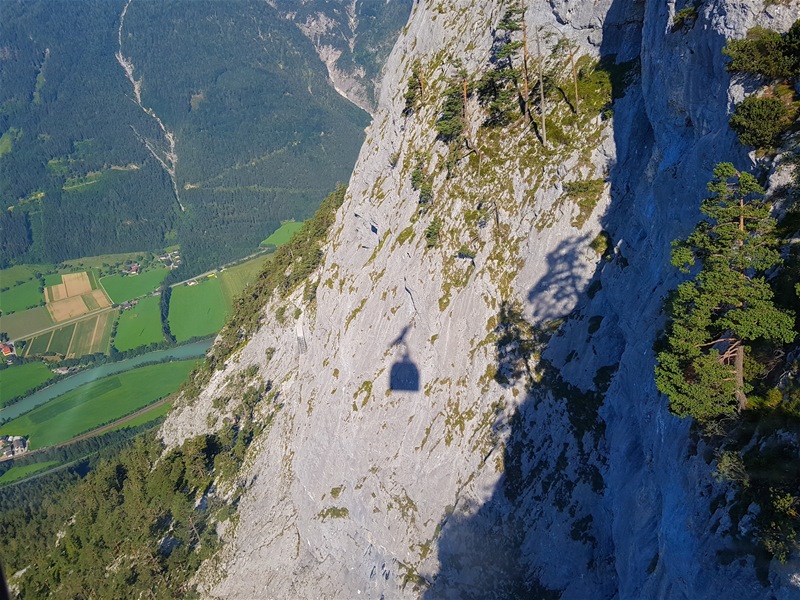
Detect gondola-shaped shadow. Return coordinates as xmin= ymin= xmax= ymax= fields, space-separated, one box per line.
xmin=390 ymin=350 xmax=420 ymax=391
xmin=389 ymin=325 xmax=420 ymax=392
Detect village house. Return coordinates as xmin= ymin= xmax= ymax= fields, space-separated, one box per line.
xmin=1 ymin=342 xmax=16 ymax=362
xmin=0 ymin=435 xmax=29 ymax=460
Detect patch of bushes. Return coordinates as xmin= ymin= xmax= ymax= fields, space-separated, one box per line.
xmin=723 ymin=22 xmax=800 ymax=80
xmin=589 ymin=230 xmax=612 ymax=258
xmin=411 ymin=159 xmax=434 ymax=204
xmin=404 ymin=62 xmax=425 ymax=116
xmin=425 ymin=218 xmax=443 ymax=248
xmin=436 ymin=82 xmax=466 ymax=142
xmin=564 ymin=178 xmax=605 ymax=228
xmin=729 ymin=96 xmax=791 ymax=148
xmin=672 ymin=5 xmax=699 ymax=32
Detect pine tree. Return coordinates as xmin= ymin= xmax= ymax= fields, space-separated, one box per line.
xmin=656 ymin=163 xmax=796 ymax=422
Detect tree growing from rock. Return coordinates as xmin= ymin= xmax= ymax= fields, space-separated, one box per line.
xmin=656 ymin=163 xmax=795 ymax=422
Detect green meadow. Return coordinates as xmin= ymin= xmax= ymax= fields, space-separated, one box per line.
xmin=113 ymin=296 xmax=164 ymax=351
xmin=108 ymin=400 xmax=173 ymax=433
xmin=1 ymin=265 xmax=41 ymax=285
xmin=100 ymin=267 xmax=168 ymax=303
xmin=0 ymin=361 xmax=55 ymax=407
xmin=0 ymin=461 xmax=60 ymax=485
xmin=168 ymin=277 xmax=227 ymax=342
xmin=218 ymin=255 xmax=269 ymax=307
xmin=260 ymin=220 xmax=304 ymax=247
xmin=0 ymin=279 xmax=43 ymax=314
xmin=0 ymin=360 xmax=198 ymax=450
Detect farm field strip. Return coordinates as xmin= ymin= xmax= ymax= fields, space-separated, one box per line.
xmin=12 ymin=306 xmax=113 ymax=345
xmin=47 ymin=295 xmax=89 ymax=322
xmin=68 ymin=311 xmax=114 ymax=358
xmin=0 ymin=306 xmax=54 ymax=340
xmin=27 ymin=331 xmax=52 ymax=356
xmin=48 ymin=323 xmax=76 ymax=355
xmin=0 ymin=360 xmax=199 ymax=450
xmin=61 ymin=272 xmax=92 ymax=297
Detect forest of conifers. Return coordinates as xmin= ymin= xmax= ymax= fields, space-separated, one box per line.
xmin=0 ymin=0 xmax=384 ymax=276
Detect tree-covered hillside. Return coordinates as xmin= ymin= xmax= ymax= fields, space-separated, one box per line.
xmin=0 ymin=0 xmax=393 ymax=275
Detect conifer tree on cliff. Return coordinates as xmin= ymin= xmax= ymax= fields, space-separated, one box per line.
xmin=656 ymin=163 xmax=795 ymax=422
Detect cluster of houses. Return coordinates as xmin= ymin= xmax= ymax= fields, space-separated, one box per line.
xmin=51 ymin=365 xmax=81 ymax=376
xmin=0 ymin=435 xmax=28 ymax=459
xmin=120 ymin=299 xmax=140 ymax=311
xmin=158 ymin=249 xmax=182 ymax=270
xmin=121 ymin=262 xmax=141 ymax=275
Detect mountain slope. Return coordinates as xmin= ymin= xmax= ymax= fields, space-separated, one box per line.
xmin=161 ymin=1 xmax=800 ymax=597
xmin=0 ymin=0 xmax=408 ymax=274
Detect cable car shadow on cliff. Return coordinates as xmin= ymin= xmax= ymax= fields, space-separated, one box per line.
xmin=389 ymin=325 xmax=420 ymax=392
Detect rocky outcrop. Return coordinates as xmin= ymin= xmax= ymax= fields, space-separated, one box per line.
xmin=268 ymin=0 xmax=412 ymax=113
xmin=161 ymin=0 xmax=800 ymax=597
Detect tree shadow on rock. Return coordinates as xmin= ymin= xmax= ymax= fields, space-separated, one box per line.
xmin=526 ymin=234 xmax=592 ymax=322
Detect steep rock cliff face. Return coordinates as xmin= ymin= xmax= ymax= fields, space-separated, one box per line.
xmin=161 ymin=1 xmax=800 ymax=597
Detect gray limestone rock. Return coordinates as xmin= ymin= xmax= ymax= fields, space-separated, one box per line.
xmin=160 ymin=1 xmax=800 ymax=598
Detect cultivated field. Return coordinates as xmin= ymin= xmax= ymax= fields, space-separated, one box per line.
xmin=100 ymin=267 xmax=167 ymax=304
xmin=168 ymin=277 xmax=227 ymax=342
xmin=82 ymin=289 xmax=110 ymax=311
xmin=48 ymin=323 xmax=76 ymax=355
xmin=42 ymin=270 xmax=110 ymax=325
xmin=44 ymin=273 xmax=63 ymax=287
xmin=113 ymin=296 xmax=164 ymax=351
xmin=23 ymin=311 xmax=114 ymax=359
xmin=0 ymin=307 xmax=54 ymax=341
xmin=0 ymin=362 xmax=55 ymax=407
xmin=26 ymin=332 xmax=52 ymax=356
xmin=68 ymin=311 xmax=114 ymax=357
xmin=47 ymin=295 xmax=89 ymax=321
xmin=0 ymin=360 xmax=199 ymax=450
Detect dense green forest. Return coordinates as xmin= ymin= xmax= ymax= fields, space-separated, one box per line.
xmin=0 ymin=0 xmax=382 ymax=275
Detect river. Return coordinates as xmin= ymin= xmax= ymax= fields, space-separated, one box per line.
xmin=0 ymin=339 xmax=212 ymax=421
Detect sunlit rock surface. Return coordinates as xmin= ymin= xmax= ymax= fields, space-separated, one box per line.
xmin=161 ymin=1 xmax=800 ymax=597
